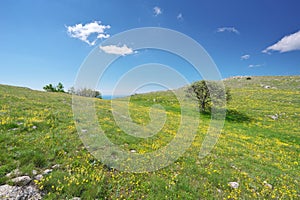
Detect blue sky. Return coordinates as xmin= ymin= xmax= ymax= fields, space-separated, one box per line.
xmin=0 ymin=0 xmax=300 ymax=94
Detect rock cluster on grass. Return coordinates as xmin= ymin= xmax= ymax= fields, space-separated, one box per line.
xmin=0 ymin=166 xmax=58 ymax=199
xmin=0 ymin=184 xmax=42 ymax=200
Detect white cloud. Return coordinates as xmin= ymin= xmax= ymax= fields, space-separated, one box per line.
xmin=177 ymin=13 xmax=183 ymax=20
xmin=263 ymin=30 xmax=300 ymax=53
xmin=241 ymin=54 xmax=250 ymax=60
xmin=66 ymin=21 xmax=110 ymax=46
xmin=249 ymin=64 xmax=263 ymax=68
xmin=217 ymin=27 xmax=240 ymax=34
xmin=153 ymin=6 xmax=162 ymax=16
xmin=99 ymin=44 xmax=134 ymax=56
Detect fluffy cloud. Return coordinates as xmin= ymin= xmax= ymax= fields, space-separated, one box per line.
xmin=99 ymin=45 xmax=134 ymax=56
xmin=241 ymin=54 xmax=250 ymax=60
xmin=153 ymin=6 xmax=162 ymax=16
xmin=217 ymin=27 xmax=240 ymax=34
xmin=263 ymin=30 xmax=300 ymax=53
xmin=177 ymin=13 xmax=183 ymax=20
xmin=66 ymin=21 xmax=110 ymax=46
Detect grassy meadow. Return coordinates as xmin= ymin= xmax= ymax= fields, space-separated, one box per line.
xmin=0 ymin=76 xmax=299 ymax=199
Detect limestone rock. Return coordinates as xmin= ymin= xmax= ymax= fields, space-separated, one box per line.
xmin=228 ymin=182 xmax=239 ymax=189
xmin=11 ymin=176 xmax=31 ymax=186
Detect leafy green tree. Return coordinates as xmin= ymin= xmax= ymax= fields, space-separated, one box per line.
xmin=56 ymin=82 xmax=65 ymax=92
xmin=187 ymin=80 xmax=231 ymax=112
xmin=43 ymin=82 xmax=65 ymax=93
xmin=43 ymin=84 xmax=56 ymax=92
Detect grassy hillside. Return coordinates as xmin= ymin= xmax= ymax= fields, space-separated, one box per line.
xmin=0 ymin=76 xmax=299 ymax=199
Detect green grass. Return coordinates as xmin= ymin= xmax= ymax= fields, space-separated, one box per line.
xmin=0 ymin=76 xmax=299 ymax=199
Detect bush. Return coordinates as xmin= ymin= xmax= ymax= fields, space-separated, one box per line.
xmin=68 ymin=87 xmax=102 ymax=99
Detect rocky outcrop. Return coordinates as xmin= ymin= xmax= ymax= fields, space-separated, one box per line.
xmin=0 ymin=184 xmax=42 ymax=200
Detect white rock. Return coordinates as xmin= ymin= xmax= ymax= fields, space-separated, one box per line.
xmin=270 ymin=114 xmax=278 ymax=120
xmin=34 ymin=174 xmax=43 ymax=181
xmin=51 ymin=164 xmax=60 ymax=169
xmin=43 ymin=169 xmax=52 ymax=175
xmin=11 ymin=176 xmax=32 ymax=186
xmin=263 ymin=181 xmax=273 ymax=189
xmin=32 ymin=125 xmax=37 ymax=129
xmin=5 ymin=169 xmax=21 ymax=178
xmin=32 ymin=170 xmax=37 ymax=175
xmin=0 ymin=184 xmax=42 ymax=199
xmin=130 ymin=149 xmax=137 ymax=153
xmin=228 ymin=182 xmax=239 ymax=189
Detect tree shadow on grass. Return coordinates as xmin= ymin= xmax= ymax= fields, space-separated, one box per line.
xmin=225 ymin=109 xmax=252 ymax=123
xmin=201 ymin=109 xmax=252 ymax=123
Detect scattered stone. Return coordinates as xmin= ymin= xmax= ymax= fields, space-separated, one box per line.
xmin=0 ymin=184 xmax=42 ymax=200
xmin=269 ymin=114 xmax=278 ymax=120
xmin=263 ymin=181 xmax=273 ymax=189
xmin=8 ymin=128 xmax=18 ymax=131
xmin=16 ymin=122 xmax=23 ymax=125
xmin=51 ymin=164 xmax=60 ymax=169
xmin=32 ymin=125 xmax=37 ymax=129
xmin=230 ymin=164 xmax=238 ymax=170
xmin=264 ymin=85 xmax=271 ymax=89
xmin=130 ymin=149 xmax=137 ymax=153
xmin=228 ymin=182 xmax=239 ymax=189
xmin=6 ymin=169 xmax=21 ymax=178
xmin=217 ymin=188 xmax=222 ymax=193
xmin=43 ymin=169 xmax=52 ymax=175
xmin=34 ymin=174 xmax=43 ymax=181
xmin=32 ymin=170 xmax=37 ymax=176
xmin=71 ymin=197 xmax=81 ymax=200
xmin=81 ymin=129 xmax=88 ymax=133
xmin=11 ymin=176 xmax=32 ymax=186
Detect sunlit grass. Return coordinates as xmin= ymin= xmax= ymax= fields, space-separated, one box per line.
xmin=0 ymin=76 xmax=299 ymax=199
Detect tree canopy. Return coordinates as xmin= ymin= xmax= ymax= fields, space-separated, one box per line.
xmin=186 ymin=80 xmax=231 ymax=112
xmin=43 ymin=82 xmax=65 ymax=93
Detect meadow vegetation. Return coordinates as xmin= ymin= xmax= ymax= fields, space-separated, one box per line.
xmin=0 ymin=76 xmax=299 ymax=199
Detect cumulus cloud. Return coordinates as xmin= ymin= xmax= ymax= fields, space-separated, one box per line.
xmin=177 ymin=13 xmax=183 ymax=20
xmin=99 ymin=44 xmax=134 ymax=56
xmin=217 ymin=27 xmax=240 ymax=34
xmin=153 ymin=6 xmax=162 ymax=16
xmin=66 ymin=21 xmax=110 ymax=46
xmin=241 ymin=54 xmax=250 ymax=60
xmin=263 ymin=30 xmax=300 ymax=53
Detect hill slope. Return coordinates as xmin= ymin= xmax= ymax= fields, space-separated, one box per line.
xmin=0 ymin=76 xmax=299 ymax=199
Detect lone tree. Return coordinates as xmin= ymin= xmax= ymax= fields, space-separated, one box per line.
xmin=43 ymin=82 xmax=65 ymax=93
xmin=186 ymin=80 xmax=231 ymax=112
